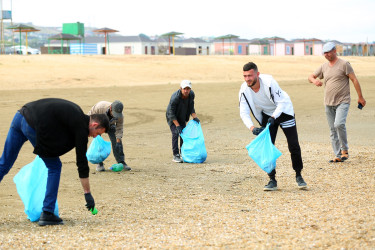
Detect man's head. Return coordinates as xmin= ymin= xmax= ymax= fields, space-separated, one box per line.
xmin=243 ymin=62 xmax=260 ymax=88
xmin=180 ymin=80 xmax=192 ymax=98
xmin=322 ymin=42 xmax=337 ymax=62
xmin=110 ymin=100 xmax=123 ymax=119
xmin=89 ymin=114 xmax=110 ymax=138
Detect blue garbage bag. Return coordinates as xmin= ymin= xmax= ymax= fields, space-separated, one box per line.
xmin=246 ymin=124 xmax=282 ymax=173
xmin=180 ymin=120 xmax=207 ymax=163
xmin=86 ymin=135 xmax=111 ymax=164
xmin=13 ymin=156 xmax=59 ymax=222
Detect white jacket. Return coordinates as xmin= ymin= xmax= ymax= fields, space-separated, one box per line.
xmin=239 ymin=74 xmax=294 ymax=129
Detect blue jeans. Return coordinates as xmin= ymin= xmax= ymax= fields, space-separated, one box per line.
xmin=0 ymin=111 xmax=62 ymax=213
xmin=325 ymin=103 xmax=350 ymax=158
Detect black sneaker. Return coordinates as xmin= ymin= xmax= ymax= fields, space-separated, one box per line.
xmin=120 ymin=162 xmax=132 ymax=171
xmin=38 ymin=211 xmax=64 ymax=226
xmin=296 ymin=176 xmax=307 ymax=189
xmin=263 ymin=179 xmax=277 ymax=191
xmin=173 ymin=154 xmax=183 ymax=163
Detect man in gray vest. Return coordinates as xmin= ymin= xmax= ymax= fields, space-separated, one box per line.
xmin=88 ymin=100 xmax=131 ymax=171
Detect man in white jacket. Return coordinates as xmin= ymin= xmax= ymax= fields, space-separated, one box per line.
xmin=239 ymin=62 xmax=306 ymax=191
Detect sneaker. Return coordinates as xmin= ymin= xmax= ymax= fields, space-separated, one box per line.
xmin=38 ymin=211 xmax=64 ymax=226
xmin=173 ymin=154 xmax=183 ymax=163
xmin=96 ymin=163 xmax=105 ymax=172
xmin=296 ymin=176 xmax=307 ymax=189
xmin=263 ymin=179 xmax=277 ymax=191
xmin=120 ymin=162 xmax=131 ymax=171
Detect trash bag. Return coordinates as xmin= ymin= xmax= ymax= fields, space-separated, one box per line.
xmin=180 ymin=120 xmax=207 ymax=163
xmin=13 ymin=156 xmax=59 ymax=222
xmin=246 ymin=124 xmax=282 ymax=173
xmin=86 ymin=135 xmax=111 ymax=164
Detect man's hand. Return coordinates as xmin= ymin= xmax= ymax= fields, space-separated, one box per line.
xmin=176 ymin=126 xmax=183 ymax=134
xmin=110 ymin=124 xmax=116 ymax=131
xmin=193 ymin=117 xmax=200 ymax=123
xmin=252 ymin=127 xmax=264 ymax=136
xmin=84 ymin=193 xmax=95 ymax=211
xmin=268 ymin=117 xmax=275 ymax=127
xmin=314 ymin=79 xmax=323 ymax=87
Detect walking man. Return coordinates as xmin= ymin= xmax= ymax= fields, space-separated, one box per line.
xmin=239 ymin=62 xmax=307 ymax=191
xmin=308 ymin=42 xmax=366 ymax=162
xmin=88 ymin=100 xmax=131 ymax=171
xmin=0 ymin=98 xmax=109 ymax=226
xmin=166 ymin=80 xmax=200 ymax=163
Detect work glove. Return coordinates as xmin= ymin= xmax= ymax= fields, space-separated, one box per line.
xmin=176 ymin=126 xmax=183 ymax=134
xmin=193 ymin=117 xmax=200 ymax=123
xmin=268 ymin=117 xmax=275 ymax=127
xmin=252 ymin=127 xmax=265 ymax=136
xmin=84 ymin=193 xmax=95 ymax=211
xmin=115 ymin=142 xmax=122 ymax=152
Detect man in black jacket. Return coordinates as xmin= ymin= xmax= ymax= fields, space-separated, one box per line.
xmin=166 ymin=80 xmax=200 ymax=163
xmin=0 ymin=98 xmax=109 ymax=226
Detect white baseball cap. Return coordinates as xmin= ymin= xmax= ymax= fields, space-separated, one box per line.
xmin=323 ymin=42 xmax=336 ymax=53
xmin=180 ymin=80 xmax=192 ymax=89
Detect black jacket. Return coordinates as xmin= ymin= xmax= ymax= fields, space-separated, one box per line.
xmin=20 ymin=98 xmax=91 ymax=178
xmin=166 ymin=89 xmax=195 ymax=127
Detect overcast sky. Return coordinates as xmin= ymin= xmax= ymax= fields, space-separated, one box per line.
xmin=3 ymin=0 xmax=375 ymax=43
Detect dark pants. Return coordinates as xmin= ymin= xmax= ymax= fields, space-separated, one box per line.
xmin=0 ymin=112 xmax=62 ymax=213
xmin=261 ymin=113 xmax=303 ymax=180
xmin=169 ymin=123 xmax=185 ymax=155
xmin=100 ymin=126 xmax=125 ymax=165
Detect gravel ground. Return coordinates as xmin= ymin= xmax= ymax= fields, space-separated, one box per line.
xmin=0 ymin=56 xmax=374 ymax=249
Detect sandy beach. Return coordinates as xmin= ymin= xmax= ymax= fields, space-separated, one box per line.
xmin=0 ymin=55 xmax=374 ymax=248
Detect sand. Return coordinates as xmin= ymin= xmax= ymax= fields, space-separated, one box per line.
xmin=0 ymin=55 xmax=374 ymax=249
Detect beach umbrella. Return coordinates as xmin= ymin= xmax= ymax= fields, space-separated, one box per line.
xmin=161 ymin=31 xmax=183 ymax=55
xmin=215 ymin=34 xmax=239 ymax=55
xmin=6 ymin=24 xmax=36 ymax=54
xmin=264 ymin=36 xmax=284 ymax=55
xmin=264 ymin=36 xmax=284 ymax=56
xmin=48 ymin=33 xmax=82 ymax=54
xmin=93 ymin=27 xmax=119 ymax=55
xmin=13 ymin=28 xmax=40 ymax=55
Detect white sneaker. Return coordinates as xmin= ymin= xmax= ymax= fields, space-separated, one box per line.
xmin=96 ymin=164 xmax=105 ymax=172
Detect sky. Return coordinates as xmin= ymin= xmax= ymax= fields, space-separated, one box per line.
xmin=3 ymin=0 xmax=375 ymax=43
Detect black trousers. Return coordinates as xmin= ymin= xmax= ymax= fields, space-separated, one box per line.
xmin=100 ymin=126 xmax=125 ymax=165
xmin=261 ymin=112 xmax=303 ymax=179
xmin=169 ymin=123 xmax=185 ymax=155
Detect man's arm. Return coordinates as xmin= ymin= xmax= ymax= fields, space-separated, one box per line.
xmin=348 ymin=72 xmax=366 ymax=107
xmin=80 ymin=177 xmax=91 ymax=194
xmin=308 ymin=74 xmax=323 ymax=87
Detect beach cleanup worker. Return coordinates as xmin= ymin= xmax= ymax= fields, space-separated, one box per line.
xmin=166 ymin=80 xmax=200 ymax=163
xmin=0 ymin=98 xmax=109 ymax=226
xmin=239 ymin=62 xmax=307 ymax=191
xmin=88 ymin=100 xmax=131 ymax=171
xmin=308 ymin=42 xmax=366 ymax=163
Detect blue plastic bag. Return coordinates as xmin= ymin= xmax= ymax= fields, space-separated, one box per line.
xmin=246 ymin=124 xmax=282 ymax=173
xmin=180 ymin=120 xmax=207 ymax=163
xmin=86 ymin=135 xmax=111 ymax=164
xmin=13 ymin=156 xmax=59 ymax=222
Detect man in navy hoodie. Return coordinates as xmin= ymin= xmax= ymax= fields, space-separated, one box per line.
xmin=0 ymin=98 xmax=109 ymax=226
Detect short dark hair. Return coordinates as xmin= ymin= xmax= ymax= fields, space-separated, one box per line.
xmin=90 ymin=114 xmax=110 ymax=133
xmin=243 ymin=62 xmax=258 ymax=72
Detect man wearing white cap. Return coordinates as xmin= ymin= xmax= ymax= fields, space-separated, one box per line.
xmin=166 ymin=80 xmax=200 ymax=163
xmin=308 ymin=42 xmax=366 ymax=163
xmin=88 ymin=100 xmax=131 ymax=171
